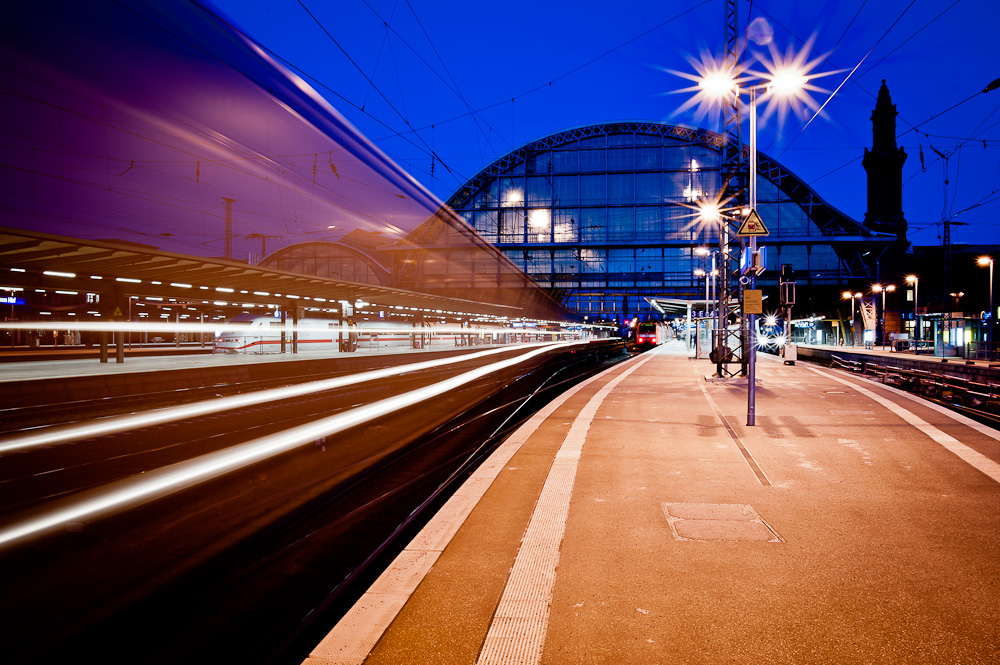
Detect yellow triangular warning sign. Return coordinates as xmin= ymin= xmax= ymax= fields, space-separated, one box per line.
xmin=736 ymin=209 xmax=769 ymax=236
xmin=112 ymin=306 xmax=124 ymax=318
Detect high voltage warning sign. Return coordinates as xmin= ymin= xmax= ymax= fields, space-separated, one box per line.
xmin=736 ymin=209 xmax=769 ymax=236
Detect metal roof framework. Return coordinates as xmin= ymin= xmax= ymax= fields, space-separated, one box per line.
xmin=447 ymin=121 xmax=876 ymax=241
xmin=0 ymin=226 xmax=525 ymax=319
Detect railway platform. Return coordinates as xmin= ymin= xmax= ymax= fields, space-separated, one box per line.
xmin=305 ymin=339 xmax=1000 ymax=665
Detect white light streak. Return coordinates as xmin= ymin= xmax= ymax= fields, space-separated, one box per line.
xmin=0 ymin=343 xmax=560 ymax=454
xmin=0 ymin=342 xmax=582 ymax=547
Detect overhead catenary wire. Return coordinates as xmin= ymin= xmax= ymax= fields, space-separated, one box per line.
xmin=294 ymin=0 xmax=461 ymax=186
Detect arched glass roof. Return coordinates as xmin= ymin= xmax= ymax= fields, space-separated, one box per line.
xmin=446 ymin=121 xmax=888 ymax=321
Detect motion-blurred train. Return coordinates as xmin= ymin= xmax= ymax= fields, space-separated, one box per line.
xmin=212 ymin=314 xmax=538 ymax=354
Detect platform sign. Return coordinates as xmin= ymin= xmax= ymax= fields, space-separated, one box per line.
xmin=744 ymin=289 xmax=763 ymax=314
xmin=736 ymin=209 xmax=768 ymax=236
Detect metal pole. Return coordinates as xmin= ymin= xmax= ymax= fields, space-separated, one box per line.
xmin=747 ymin=87 xmax=757 ymax=426
xmin=990 ymin=261 xmax=995 ymax=359
xmin=882 ymin=290 xmax=887 ymax=350
xmin=850 ymin=297 xmax=855 ymax=346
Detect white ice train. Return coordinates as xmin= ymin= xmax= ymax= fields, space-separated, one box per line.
xmin=213 ymin=313 xmax=521 ymax=354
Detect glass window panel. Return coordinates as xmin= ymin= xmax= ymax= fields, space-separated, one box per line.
xmin=554 ymin=249 xmax=578 ymax=274
xmin=474 ymin=210 xmax=498 ymax=242
xmin=580 ymin=248 xmax=606 ymax=273
xmin=500 ymin=177 xmax=523 ymax=207
xmin=552 ymin=150 xmax=578 ymax=173
xmin=758 ymin=177 xmax=780 ymax=201
xmin=474 ymin=180 xmax=499 ymax=209
xmin=641 ymin=247 xmax=663 ymax=272
xmin=810 ymin=244 xmax=841 ymax=271
xmin=635 ymin=133 xmax=662 ymax=145
xmin=553 ymin=208 xmax=578 ymax=242
xmin=690 ymin=146 xmax=716 ymax=166
xmin=691 ymin=171 xmax=717 ymax=200
xmin=608 ymin=173 xmax=633 ymax=205
xmin=524 ymin=249 xmax=551 ymax=274
xmin=526 ymin=176 xmax=552 ymax=206
xmin=779 ymin=202 xmax=810 ymax=235
xmin=635 ymin=206 xmax=660 ymax=240
xmin=635 ymin=172 xmax=661 ymax=203
xmin=608 ymin=248 xmax=632 ymax=273
xmin=607 ymin=148 xmax=633 ymax=171
xmin=663 ymin=144 xmax=690 ymax=169
xmin=498 ymin=208 xmax=523 ymax=243
xmin=663 ymin=248 xmax=690 ymax=276
xmin=553 ymin=175 xmax=578 ymax=206
xmin=526 ymin=208 xmax=552 ymax=243
xmin=608 ymin=133 xmax=633 ymax=146
xmin=757 ymin=203 xmax=778 ymax=235
xmin=580 ymin=135 xmax=606 ymax=147
xmin=664 ymin=172 xmax=690 ymax=201
xmin=580 ymin=174 xmax=606 ymax=205
xmin=778 ymin=245 xmax=808 ymax=272
xmin=607 ymin=206 xmax=633 ymax=238
xmin=581 ymin=208 xmax=606 ymax=241
xmin=527 ymin=151 xmax=552 ymax=175
xmin=664 ymin=205 xmax=696 ymax=239
xmin=635 ymin=147 xmax=661 ymax=170
xmin=580 ymin=149 xmax=606 ymax=172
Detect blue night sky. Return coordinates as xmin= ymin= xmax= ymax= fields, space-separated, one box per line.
xmin=1 ymin=0 xmax=996 ymax=260
xmin=211 ymin=0 xmax=998 ymax=247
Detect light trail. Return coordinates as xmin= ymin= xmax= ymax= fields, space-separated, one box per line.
xmin=0 ymin=341 xmax=583 ymax=547
xmin=0 ymin=342 xmax=566 ymax=454
xmin=0 ymin=320 xmax=528 ymax=336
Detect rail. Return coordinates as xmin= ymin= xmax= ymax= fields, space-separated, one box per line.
xmin=830 ymin=354 xmax=1000 ymax=421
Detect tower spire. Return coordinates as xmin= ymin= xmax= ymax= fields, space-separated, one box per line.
xmin=862 ymin=80 xmax=908 ymax=241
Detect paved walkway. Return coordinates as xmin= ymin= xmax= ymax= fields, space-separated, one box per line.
xmin=304 ymin=340 xmax=1000 ymax=665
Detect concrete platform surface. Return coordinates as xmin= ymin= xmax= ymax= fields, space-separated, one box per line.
xmin=304 ymin=340 xmax=1000 ymax=665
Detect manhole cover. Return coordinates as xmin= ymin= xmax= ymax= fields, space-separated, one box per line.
xmin=661 ymin=503 xmax=783 ymax=542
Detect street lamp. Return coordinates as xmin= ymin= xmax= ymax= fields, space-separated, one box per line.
xmin=695 ymin=247 xmax=718 ymax=318
xmin=872 ymin=283 xmax=896 ymax=349
xmin=694 ymin=267 xmax=709 ymax=315
xmin=841 ymin=290 xmax=863 ymax=346
xmin=978 ymin=256 xmax=994 ymax=358
xmin=678 ymin=40 xmax=836 ymax=426
xmin=905 ymin=274 xmax=919 ymax=348
xmin=697 ymin=73 xmax=814 ymax=425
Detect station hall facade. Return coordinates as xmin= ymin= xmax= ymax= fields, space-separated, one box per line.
xmin=445 ymin=120 xmax=895 ymax=325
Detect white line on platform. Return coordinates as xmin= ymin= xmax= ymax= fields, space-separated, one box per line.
xmin=808 ymin=367 xmax=1000 ymax=484
xmin=475 ymin=351 xmax=655 ymax=665
xmin=303 ymin=349 xmax=622 ymax=665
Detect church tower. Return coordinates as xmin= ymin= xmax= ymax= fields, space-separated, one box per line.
xmin=863 ymin=80 xmax=907 ymax=240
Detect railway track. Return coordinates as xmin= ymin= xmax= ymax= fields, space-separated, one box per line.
xmin=0 ymin=340 xmax=628 ymax=664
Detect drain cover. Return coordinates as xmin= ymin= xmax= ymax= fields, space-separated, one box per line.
xmin=661 ymin=503 xmax=783 ymax=542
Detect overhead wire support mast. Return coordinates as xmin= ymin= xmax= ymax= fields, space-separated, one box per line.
xmin=717 ymin=0 xmax=745 ymax=380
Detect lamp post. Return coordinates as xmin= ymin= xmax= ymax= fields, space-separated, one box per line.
xmin=841 ymin=290 xmax=857 ymax=345
xmin=694 ymin=268 xmax=709 ymax=315
xmin=978 ymin=256 xmax=994 ymax=358
xmin=872 ymin=283 xmax=896 ymax=350
xmin=905 ymin=274 xmax=919 ymax=349
xmin=695 ymin=247 xmax=718 ymax=319
xmin=683 ymin=43 xmax=833 ymax=426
